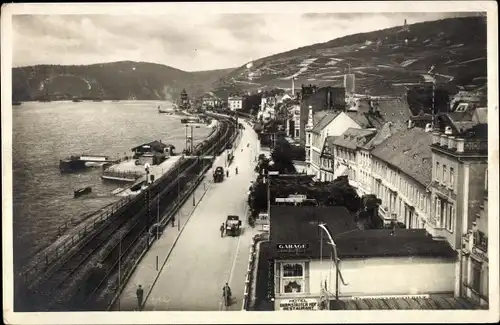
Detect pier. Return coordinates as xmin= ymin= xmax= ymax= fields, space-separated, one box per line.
xmin=59 ymin=155 xmax=119 ymax=172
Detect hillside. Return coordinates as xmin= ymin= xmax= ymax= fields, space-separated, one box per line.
xmin=12 ymin=61 xmax=234 ymax=102
xmin=213 ymin=16 xmax=487 ymax=97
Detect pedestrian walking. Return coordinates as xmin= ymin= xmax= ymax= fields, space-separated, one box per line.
xmin=226 ymin=170 xmax=229 ymax=177
xmin=220 ymin=223 xmax=225 ymax=237
xmin=136 ymin=284 xmax=144 ymax=311
xmin=235 ymin=166 xmax=238 ymax=175
xmin=171 ymin=215 xmax=175 ymax=227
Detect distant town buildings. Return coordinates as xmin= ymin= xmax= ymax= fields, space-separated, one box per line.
xmin=228 ymin=96 xmax=243 ymax=111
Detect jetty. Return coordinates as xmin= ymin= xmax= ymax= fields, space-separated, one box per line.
xmin=59 ymin=155 xmax=119 ymax=172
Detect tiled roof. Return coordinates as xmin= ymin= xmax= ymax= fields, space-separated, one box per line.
xmin=313 ymin=111 xmax=329 ymax=125
xmin=311 ymin=112 xmax=339 ymax=133
xmin=269 ymin=206 xmax=456 ymax=259
xmin=333 ymin=128 xmax=377 ymax=150
xmin=361 ymin=121 xmax=407 ymax=150
xmin=270 ymin=206 xmax=358 ymax=243
xmin=370 ymin=127 xmax=433 ymax=187
xmin=346 ymin=99 xmax=412 ymax=129
xmin=330 ymin=297 xmax=478 ymax=310
xmin=131 ymin=140 xmax=169 ymax=151
xmin=345 ymin=111 xmax=372 ymax=128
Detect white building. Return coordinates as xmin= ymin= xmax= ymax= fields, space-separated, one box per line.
xmin=268 ymin=205 xmax=458 ymax=310
xmin=305 ymin=107 xmax=368 ymax=180
xmin=332 ymin=128 xmax=377 ymax=189
xmin=370 ymin=126 xmax=434 ymax=228
xmin=228 ymin=96 xmax=243 ymax=111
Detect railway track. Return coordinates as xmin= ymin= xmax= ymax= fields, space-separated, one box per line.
xmin=25 ymin=115 xmax=237 ymax=311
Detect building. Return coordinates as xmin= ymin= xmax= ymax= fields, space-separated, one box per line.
xmin=202 ymin=97 xmax=214 ymax=108
xmin=356 ymin=121 xmax=407 ymax=197
xmin=319 ymin=136 xmax=338 ymax=182
xmin=370 ymin=126 xmax=434 ymax=228
xmin=460 ymin=167 xmax=488 ymax=308
xmin=228 ymin=96 xmax=243 ymax=111
xmin=180 ymin=89 xmax=189 ymax=109
xmin=331 ymin=128 xmax=377 ymax=188
xmin=428 ymin=105 xmax=488 ymax=303
xmin=285 ymin=102 xmax=301 ymax=140
xmin=267 ymin=205 xmax=458 ymax=310
xmin=131 ymin=140 xmax=175 ymax=165
xmin=306 ymin=110 xmax=365 ymax=180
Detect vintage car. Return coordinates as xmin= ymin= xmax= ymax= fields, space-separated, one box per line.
xmin=225 ymin=215 xmax=242 ymax=236
xmin=213 ymin=166 xmax=224 ymax=183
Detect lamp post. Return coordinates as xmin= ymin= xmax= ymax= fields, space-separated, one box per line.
xmin=317 ymin=223 xmax=349 ymax=303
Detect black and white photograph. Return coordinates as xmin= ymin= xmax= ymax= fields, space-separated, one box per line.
xmin=2 ymin=2 xmax=498 ymax=324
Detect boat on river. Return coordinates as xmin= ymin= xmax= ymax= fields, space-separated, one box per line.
xmin=74 ymin=186 xmax=92 ymax=198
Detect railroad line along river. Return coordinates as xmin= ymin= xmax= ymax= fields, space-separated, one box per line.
xmin=12 ymin=101 xmax=213 ymax=274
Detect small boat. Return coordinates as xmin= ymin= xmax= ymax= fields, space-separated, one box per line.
xmin=72 ymin=98 xmax=83 ymax=103
xmin=74 ymin=186 xmax=92 ymax=198
xmin=12 ymin=101 xmax=22 ymax=106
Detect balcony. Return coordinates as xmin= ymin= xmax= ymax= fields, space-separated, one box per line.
xmin=432 ymin=132 xmax=487 ymax=155
xmin=473 ymin=231 xmax=488 ymax=254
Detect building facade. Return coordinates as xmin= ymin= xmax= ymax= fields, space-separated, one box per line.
xmin=370 ymin=127 xmax=434 ymax=228
xmin=461 ymin=167 xmax=488 ymax=308
xmin=332 ymin=128 xmax=376 ymax=190
xmin=228 ymin=96 xmax=243 ymax=111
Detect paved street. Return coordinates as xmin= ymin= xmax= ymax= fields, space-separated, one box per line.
xmin=116 ymin=120 xmax=261 ymax=311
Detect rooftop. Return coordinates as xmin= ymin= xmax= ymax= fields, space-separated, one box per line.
xmin=269 ymin=206 xmax=456 ymax=259
xmin=311 ymin=112 xmax=340 ymax=134
xmin=371 ymin=127 xmax=433 ymax=187
xmin=333 ymin=128 xmax=377 ymax=150
xmin=329 ymin=296 xmax=478 ymax=310
xmin=131 ymin=140 xmax=173 ymax=152
xmin=361 ymin=121 xmax=407 ymax=150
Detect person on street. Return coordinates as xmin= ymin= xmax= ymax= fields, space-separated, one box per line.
xmin=235 ymin=166 xmax=238 ymax=175
xmin=136 ymin=284 xmax=144 ymax=311
xmin=171 ymin=215 xmax=175 ymax=227
xmin=226 ymin=170 xmax=229 ymax=178
xmin=220 ymin=223 xmax=225 ymax=237
xmin=222 ymin=282 xmax=232 ymax=306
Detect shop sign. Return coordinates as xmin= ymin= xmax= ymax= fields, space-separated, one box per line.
xmin=276 ymin=243 xmax=309 ymax=251
xmin=279 ymin=298 xmax=318 ymax=310
xmin=276 ymin=194 xmax=307 ymax=203
xmin=471 ymin=247 xmax=488 ymax=263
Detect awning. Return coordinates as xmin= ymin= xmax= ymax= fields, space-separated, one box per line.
xmin=333 ymin=164 xmax=348 ymax=179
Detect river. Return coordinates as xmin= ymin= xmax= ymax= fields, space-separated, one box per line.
xmin=11 ymin=101 xmax=213 ymax=273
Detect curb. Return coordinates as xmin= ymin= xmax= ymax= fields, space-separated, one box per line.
xmin=142 ymin=178 xmax=213 ymax=307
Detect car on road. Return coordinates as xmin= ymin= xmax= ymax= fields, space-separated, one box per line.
xmin=224 ymin=215 xmax=242 ymax=236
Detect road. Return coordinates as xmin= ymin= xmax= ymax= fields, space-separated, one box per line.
xmin=117 ymin=120 xmax=261 ymax=311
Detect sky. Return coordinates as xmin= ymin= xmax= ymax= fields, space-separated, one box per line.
xmin=12 ymin=11 xmax=482 ymax=72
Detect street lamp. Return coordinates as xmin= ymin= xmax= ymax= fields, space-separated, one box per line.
xmin=317 ymin=223 xmax=348 ymax=303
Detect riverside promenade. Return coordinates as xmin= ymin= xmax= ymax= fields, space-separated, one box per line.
xmin=115 ymin=120 xmax=261 ymax=311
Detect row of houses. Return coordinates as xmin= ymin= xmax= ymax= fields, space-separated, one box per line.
xmin=292 ymin=95 xmax=489 ymax=308
xmin=201 ymin=93 xmax=242 ymax=111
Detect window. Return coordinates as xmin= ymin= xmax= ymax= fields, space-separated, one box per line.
xmin=436 ymin=162 xmax=440 ymax=181
xmin=443 ymin=165 xmax=447 ymax=183
xmin=281 ymin=262 xmax=306 ymax=294
xmin=445 ymin=204 xmax=453 ymax=232
xmin=436 ymin=198 xmax=442 ymax=225
xmin=295 ymin=129 xmax=299 ymax=137
xmin=471 ymin=260 xmax=482 ymax=293
xmin=450 ymin=167 xmax=455 ymax=188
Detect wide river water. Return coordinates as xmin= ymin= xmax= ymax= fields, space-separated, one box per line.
xmin=12 ymin=101 xmax=213 ymax=273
